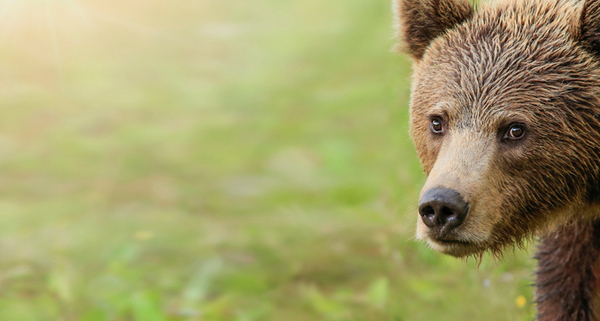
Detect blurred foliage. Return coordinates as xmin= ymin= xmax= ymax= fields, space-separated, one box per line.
xmin=0 ymin=0 xmax=535 ymax=320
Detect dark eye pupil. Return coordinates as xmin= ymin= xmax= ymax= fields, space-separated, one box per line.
xmin=510 ymin=126 xmax=524 ymax=138
xmin=431 ymin=119 xmax=443 ymax=133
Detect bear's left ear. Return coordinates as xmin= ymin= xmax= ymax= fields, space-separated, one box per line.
xmin=578 ymin=0 xmax=600 ymax=56
xmin=395 ymin=0 xmax=475 ymax=60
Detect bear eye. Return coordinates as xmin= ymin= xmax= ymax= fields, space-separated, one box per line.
xmin=504 ymin=124 xmax=526 ymax=140
xmin=430 ymin=117 xmax=444 ymax=134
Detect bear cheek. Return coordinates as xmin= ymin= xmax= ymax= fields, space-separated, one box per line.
xmin=414 ymin=139 xmax=439 ymax=175
xmin=409 ymin=121 xmax=441 ymax=174
xmin=480 ymin=158 xmax=555 ymax=246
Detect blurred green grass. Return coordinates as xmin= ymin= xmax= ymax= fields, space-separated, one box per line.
xmin=0 ymin=0 xmax=535 ymax=320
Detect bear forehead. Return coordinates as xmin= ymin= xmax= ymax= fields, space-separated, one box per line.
xmin=413 ymin=0 xmax=597 ymax=121
xmin=447 ymin=0 xmax=580 ymax=54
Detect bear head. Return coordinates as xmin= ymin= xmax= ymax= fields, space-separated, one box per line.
xmin=396 ymin=0 xmax=600 ymax=257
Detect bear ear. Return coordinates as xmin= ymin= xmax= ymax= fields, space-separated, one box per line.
xmin=395 ymin=0 xmax=475 ymax=60
xmin=579 ymin=0 xmax=600 ymax=57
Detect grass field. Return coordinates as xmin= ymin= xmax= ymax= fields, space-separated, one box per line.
xmin=0 ymin=0 xmax=536 ymax=320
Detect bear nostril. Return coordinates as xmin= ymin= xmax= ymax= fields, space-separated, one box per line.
xmin=440 ymin=207 xmax=456 ymax=223
xmin=422 ymin=205 xmax=435 ymax=217
xmin=418 ymin=188 xmax=469 ymax=232
xmin=421 ymin=205 xmax=436 ymax=227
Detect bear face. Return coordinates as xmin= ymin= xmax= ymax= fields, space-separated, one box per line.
xmin=397 ymin=0 xmax=600 ymax=257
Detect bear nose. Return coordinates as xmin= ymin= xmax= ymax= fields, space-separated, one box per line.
xmin=419 ymin=188 xmax=469 ymax=232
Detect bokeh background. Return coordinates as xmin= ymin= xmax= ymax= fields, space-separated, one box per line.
xmin=0 ymin=0 xmax=537 ymax=320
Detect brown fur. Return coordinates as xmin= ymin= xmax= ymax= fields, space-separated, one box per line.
xmin=394 ymin=0 xmax=475 ymax=59
xmin=581 ymin=0 xmax=600 ymax=56
xmin=536 ymin=218 xmax=600 ymax=321
xmin=396 ymin=0 xmax=600 ymax=319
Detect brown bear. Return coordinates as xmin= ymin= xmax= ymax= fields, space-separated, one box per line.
xmin=396 ymin=0 xmax=600 ymax=319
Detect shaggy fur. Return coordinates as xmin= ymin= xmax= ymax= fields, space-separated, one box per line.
xmin=536 ymin=220 xmax=600 ymax=321
xmin=396 ymin=0 xmax=600 ymax=319
xmin=394 ymin=0 xmax=474 ymax=59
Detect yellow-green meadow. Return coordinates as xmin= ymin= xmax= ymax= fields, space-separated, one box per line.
xmin=0 ymin=0 xmax=535 ymax=320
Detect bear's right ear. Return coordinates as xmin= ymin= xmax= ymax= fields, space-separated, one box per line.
xmin=579 ymin=0 xmax=600 ymax=57
xmin=395 ymin=0 xmax=475 ymax=60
